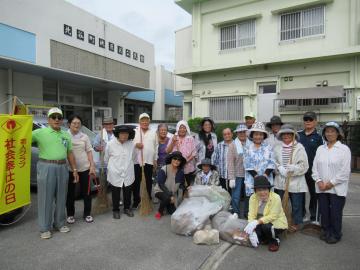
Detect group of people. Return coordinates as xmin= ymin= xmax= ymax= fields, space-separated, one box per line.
xmin=33 ymin=107 xmax=351 ymax=253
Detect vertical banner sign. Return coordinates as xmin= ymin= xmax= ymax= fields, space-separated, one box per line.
xmin=0 ymin=114 xmax=33 ymax=215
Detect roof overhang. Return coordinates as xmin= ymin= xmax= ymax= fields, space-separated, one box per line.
xmin=276 ymin=85 xmax=343 ymax=100
xmin=0 ymin=56 xmax=148 ymax=92
xmin=175 ymin=0 xmax=209 ymax=14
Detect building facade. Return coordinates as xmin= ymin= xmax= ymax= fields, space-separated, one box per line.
xmin=175 ymin=0 xmax=360 ymax=123
xmin=0 ymin=0 xmax=182 ymax=131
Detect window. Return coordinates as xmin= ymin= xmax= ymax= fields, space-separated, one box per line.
xmin=220 ymin=19 xmax=255 ymax=50
xmin=209 ymin=96 xmax=243 ymax=121
xmin=258 ymin=84 xmax=277 ymax=94
xmin=299 ymin=99 xmax=312 ymax=106
xmin=280 ymin=6 xmax=325 ymax=41
xmin=314 ymin=98 xmax=328 ymax=106
xmin=284 ymin=99 xmax=297 ymax=106
xmin=43 ymin=79 xmax=58 ymax=103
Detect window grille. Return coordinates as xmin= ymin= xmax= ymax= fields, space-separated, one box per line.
xmin=209 ymin=96 xmax=243 ymax=121
xmin=280 ymin=6 xmax=324 ymax=41
xmin=220 ymin=20 xmax=255 ymax=50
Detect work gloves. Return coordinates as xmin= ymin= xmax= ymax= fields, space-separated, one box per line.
xmin=278 ymin=165 xmax=288 ymax=177
xmin=244 ymin=220 xmax=259 ymax=234
xmin=229 ymin=179 xmax=236 ymax=189
xmin=249 ymin=231 xmax=259 ymax=248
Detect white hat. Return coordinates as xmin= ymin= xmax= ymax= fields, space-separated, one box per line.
xmin=249 ymin=121 xmax=268 ymax=139
xmin=47 ymin=107 xmax=63 ymax=117
xmin=234 ymin=123 xmax=248 ymax=133
xmin=139 ymin=113 xmax=150 ymax=120
xmin=245 ymin=112 xmax=256 ymax=119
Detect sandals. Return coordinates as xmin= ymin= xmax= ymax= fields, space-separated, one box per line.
xmin=85 ymin=216 xmax=94 ymax=223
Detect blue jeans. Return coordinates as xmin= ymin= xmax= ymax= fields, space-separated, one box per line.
xmin=231 ymin=177 xmax=244 ymax=217
xmin=275 ymin=189 xmax=304 ymax=225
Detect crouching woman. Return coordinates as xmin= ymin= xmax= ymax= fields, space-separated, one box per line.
xmin=244 ymin=176 xmax=288 ymax=252
xmin=154 ymin=151 xmax=186 ymax=220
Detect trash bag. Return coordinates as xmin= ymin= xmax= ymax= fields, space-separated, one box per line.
xmin=212 ymin=211 xmax=251 ymax=246
xmin=171 ymin=197 xmax=222 ymax=236
xmin=188 ymin=185 xmax=231 ymax=210
xmin=193 ymin=228 xmax=220 ymax=245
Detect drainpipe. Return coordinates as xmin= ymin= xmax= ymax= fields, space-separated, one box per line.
xmin=8 ymin=68 xmax=13 ymax=113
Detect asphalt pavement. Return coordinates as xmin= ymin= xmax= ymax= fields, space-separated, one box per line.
xmin=1 ymin=174 xmax=360 ymax=270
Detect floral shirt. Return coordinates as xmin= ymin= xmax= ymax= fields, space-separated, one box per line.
xmin=168 ymin=135 xmax=197 ymax=174
xmin=244 ymin=142 xmax=275 ymax=196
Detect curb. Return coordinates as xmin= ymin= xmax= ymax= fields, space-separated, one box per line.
xmin=197 ymin=242 xmax=235 ymax=270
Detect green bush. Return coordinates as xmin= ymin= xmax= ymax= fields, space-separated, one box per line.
xmin=187 ymin=117 xmax=239 ymax=141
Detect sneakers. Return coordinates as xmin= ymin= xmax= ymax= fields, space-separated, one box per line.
xmin=84 ymin=216 xmax=94 ymax=223
xmin=40 ymin=231 xmax=52 ymax=239
xmin=155 ymin=212 xmax=162 ymax=220
xmin=124 ymin=209 xmax=134 ymax=217
xmin=66 ymin=216 xmax=75 ymax=224
xmin=326 ymin=236 xmax=340 ymax=244
xmin=58 ymin=226 xmax=71 ymax=233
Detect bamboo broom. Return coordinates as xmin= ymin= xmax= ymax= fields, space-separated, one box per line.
xmin=93 ymin=128 xmax=110 ymax=214
xmin=139 ymin=129 xmax=153 ymax=216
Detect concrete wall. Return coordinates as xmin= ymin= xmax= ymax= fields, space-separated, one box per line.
xmin=0 ymin=68 xmax=8 ymax=113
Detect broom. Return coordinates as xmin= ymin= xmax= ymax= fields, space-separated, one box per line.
xmin=282 ymin=136 xmax=296 ymax=232
xmin=93 ymin=128 xmax=110 ymax=214
xmin=139 ymin=129 xmax=153 ymax=216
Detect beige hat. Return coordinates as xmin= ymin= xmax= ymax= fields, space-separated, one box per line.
xmin=139 ymin=113 xmax=150 ymax=120
xmin=47 ymin=107 xmax=63 ymax=117
xmin=249 ymin=121 xmax=268 ymax=139
xmin=245 ymin=112 xmax=256 ymax=119
xmin=102 ymin=116 xmax=114 ymax=124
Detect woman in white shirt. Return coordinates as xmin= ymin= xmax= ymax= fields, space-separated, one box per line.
xmin=105 ymin=125 xmax=137 ymax=219
xmin=312 ymin=122 xmax=351 ymax=244
xmin=66 ymin=115 xmax=96 ymax=224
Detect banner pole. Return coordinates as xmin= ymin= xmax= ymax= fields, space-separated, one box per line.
xmin=11 ymin=96 xmax=17 ymax=115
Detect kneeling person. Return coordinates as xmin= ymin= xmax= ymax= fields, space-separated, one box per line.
xmin=245 ymin=176 xmax=288 ymax=251
xmin=154 ymin=151 xmax=186 ymax=220
xmin=105 ymin=125 xmax=136 ymax=219
xmin=194 ymin=158 xmax=219 ymax=186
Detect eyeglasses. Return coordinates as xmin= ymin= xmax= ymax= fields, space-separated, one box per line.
xmin=172 ymin=157 xmax=181 ymax=161
xmin=303 ymin=117 xmax=314 ymax=122
xmin=50 ymin=115 xmax=63 ymax=120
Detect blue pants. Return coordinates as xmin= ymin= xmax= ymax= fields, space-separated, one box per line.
xmin=37 ymin=162 xmax=68 ymax=232
xmin=231 ymin=177 xmax=244 ymax=217
xmin=275 ymin=189 xmax=304 ymax=225
xmin=318 ymin=193 xmax=345 ymax=240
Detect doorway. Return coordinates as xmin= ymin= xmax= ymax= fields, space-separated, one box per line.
xmin=257 ymin=82 xmax=278 ymax=122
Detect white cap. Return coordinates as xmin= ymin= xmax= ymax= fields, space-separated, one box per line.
xmin=139 ymin=113 xmax=150 ymax=120
xmin=47 ymin=107 xmax=63 ymax=117
xmin=245 ymin=112 xmax=256 ymax=119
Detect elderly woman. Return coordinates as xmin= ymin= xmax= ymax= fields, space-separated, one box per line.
xmin=228 ymin=123 xmax=251 ymax=217
xmin=273 ymin=124 xmax=309 ymax=231
xmin=245 ymin=176 xmax=288 ymax=251
xmin=66 ymin=115 xmax=96 ymax=224
xmin=157 ymin=124 xmax=171 ymax=168
xmin=154 ymin=151 xmax=186 ymax=220
xmin=194 ymin=158 xmax=219 ymax=186
xmin=312 ymin=122 xmax=351 ymax=244
xmin=244 ymin=122 xmax=275 ymax=218
xmin=166 ymin=120 xmax=197 ymax=186
xmin=195 ymin=117 xmax=218 ymax=162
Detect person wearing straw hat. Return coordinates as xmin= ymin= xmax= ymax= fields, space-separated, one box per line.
xmin=298 ymin=111 xmax=323 ymax=222
xmin=245 ymin=176 xmax=288 ymax=251
xmin=265 ymin=115 xmax=283 ymax=148
xmin=32 ymin=107 xmax=79 ymax=239
xmin=93 ymin=116 xmax=116 ymax=160
xmin=312 ymin=122 xmax=351 ymax=244
xmin=195 ymin=117 xmax=218 ymax=163
xmin=133 ymin=113 xmax=158 ymax=209
xmin=228 ymin=123 xmax=251 ymax=217
xmin=244 ymin=122 xmax=275 ymax=218
xmin=105 ymin=125 xmax=136 ymax=219
xmin=273 ymin=124 xmax=309 ymax=232
xmin=244 ymin=112 xmax=256 ymax=129
xmin=154 ymin=151 xmax=186 ymax=220
xmin=194 ymin=158 xmax=219 ymax=186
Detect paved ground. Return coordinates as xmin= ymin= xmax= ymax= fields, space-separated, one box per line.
xmin=1 ymin=174 xmax=360 ymax=270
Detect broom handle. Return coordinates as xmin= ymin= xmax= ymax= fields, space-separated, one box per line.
xmin=140 ymin=128 xmax=144 ymax=167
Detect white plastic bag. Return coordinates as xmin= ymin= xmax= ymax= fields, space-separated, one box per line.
xmin=193 ymin=228 xmax=220 ymax=245
xmin=188 ymin=185 xmax=231 ymax=210
xmin=171 ymin=197 xmax=222 ymax=236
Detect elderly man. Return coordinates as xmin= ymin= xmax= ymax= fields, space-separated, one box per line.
xmin=133 ymin=113 xmax=158 ymax=208
xmin=245 ymin=112 xmax=256 ymax=129
xmin=32 ymin=108 xmax=79 ymax=239
xmin=298 ymin=111 xmax=323 ymax=222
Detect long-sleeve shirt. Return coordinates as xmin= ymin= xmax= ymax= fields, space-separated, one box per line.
xmin=312 ymin=141 xmax=351 ymax=197
xmin=104 ymin=139 xmax=137 ymax=187
xmin=212 ymin=140 xmax=232 ymax=179
xmin=244 ymin=142 xmax=275 ymax=196
xmin=167 ymin=135 xmax=197 ymax=174
xmin=133 ymin=127 xmax=158 ymax=166
xmin=227 ymin=141 xmax=246 ymax=179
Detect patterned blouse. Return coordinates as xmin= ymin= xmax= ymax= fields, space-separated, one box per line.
xmin=244 ymin=142 xmax=275 ymax=196
xmin=168 ymin=135 xmax=197 ymax=174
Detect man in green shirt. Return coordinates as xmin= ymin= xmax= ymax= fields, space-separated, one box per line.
xmin=32 ymin=107 xmax=79 ymax=239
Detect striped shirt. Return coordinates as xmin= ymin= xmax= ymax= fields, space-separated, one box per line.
xmin=282 ymin=143 xmax=293 ymax=168
xmin=212 ymin=140 xmax=232 ymax=179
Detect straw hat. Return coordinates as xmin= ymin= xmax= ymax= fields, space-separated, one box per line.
xmin=113 ymin=125 xmax=135 ymax=140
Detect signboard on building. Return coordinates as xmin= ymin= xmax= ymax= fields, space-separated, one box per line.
xmin=0 ymin=115 xmax=32 ymax=215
